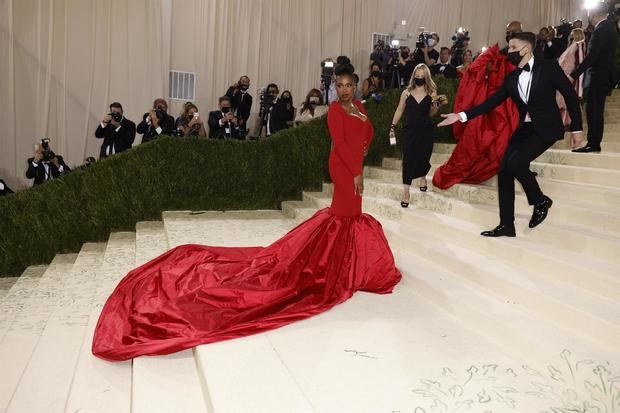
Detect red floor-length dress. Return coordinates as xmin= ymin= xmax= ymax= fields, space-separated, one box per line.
xmin=92 ymin=100 xmax=401 ymax=361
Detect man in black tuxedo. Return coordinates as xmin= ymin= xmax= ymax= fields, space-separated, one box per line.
xmin=225 ymin=76 xmax=253 ymax=136
xmin=137 ymin=98 xmax=175 ymax=143
xmin=571 ymin=5 xmax=619 ymax=153
xmin=0 ymin=179 xmax=13 ymax=196
xmin=94 ymin=102 xmax=136 ymax=159
xmin=208 ymin=96 xmax=240 ymax=139
xmin=431 ymin=47 xmax=458 ymax=78
xmin=438 ymin=32 xmax=584 ymax=237
xmin=26 ymin=140 xmax=72 ymax=186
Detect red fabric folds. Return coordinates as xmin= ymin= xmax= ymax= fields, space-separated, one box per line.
xmin=432 ymin=44 xmax=520 ymax=189
xmin=92 ymin=208 xmax=401 ymax=361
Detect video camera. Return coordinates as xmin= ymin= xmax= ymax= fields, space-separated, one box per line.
xmin=416 ymin=31 xmax=434 ymax=49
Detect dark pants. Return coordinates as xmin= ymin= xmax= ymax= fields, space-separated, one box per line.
xmin=498 ymin=124 xmax=553 ymax=225
xmin=586 ymin=83 xmax=609 ymax=147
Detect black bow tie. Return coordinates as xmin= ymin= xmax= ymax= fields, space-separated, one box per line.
xmin=519 ymin=63 xmax=531 ymax=72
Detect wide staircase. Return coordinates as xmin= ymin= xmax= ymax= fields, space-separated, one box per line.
xmin=1 ymin=92 xmax=619 ymax=412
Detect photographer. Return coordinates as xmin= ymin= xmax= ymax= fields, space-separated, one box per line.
xmin=0 ymin=179 xmax=13 ymax=196
xmin=295 ymin=89 xmax=326 ymax=124
xmin=413 ymin=32 xmax=440 ymax=66
xmin=175 ymin=102 xmax=207 ymax=138
xmin=94 ymin=102 xmax=136 ymax=159
xmin=370 ymin=41 xmax=389 ymax=72
xmin=225 ymin=75 xmax=253 ymax=136
xmin=319 ymin=58 xmax=338 ymax=104
xmin=431 ymin=47 xmax=458 ymax=78
xmin=269 ymin=90 xmax=296 ymax=135
xmin=450 ymin=28 xmax=470 ymax=67
xmin=137 ymin=98 xmax=175 ymax=143
xmin=26 ymin=139 xmax=71 ymax=186
xmin=385 ymin=46 xmax=415 ymax=88
xmin=208 ymin=96 xmax=240 ymax=139
xmin=362 ymin=62 xmax=385 ymax=99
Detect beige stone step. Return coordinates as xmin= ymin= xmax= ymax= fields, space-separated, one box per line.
xmin=131 ymin=221 xmax=209 ymax=413
xmin=5 ymin=244 xmax=106 ymax=413
xmin=64 ymin=233 xmax=137 ymax=413
xmin=0 ymin=253 xmax=78 ymax=411
xmin=0 ymin=266 xmax=47 ymax=341
xmin=0 ymin=277 xmax=19 ymax=302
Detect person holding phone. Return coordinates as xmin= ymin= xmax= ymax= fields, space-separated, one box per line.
xmin=175 ymin=102 xmax=207 ymax=138
xmin=208 ymin=96 xmax=240 ymax=139
xmin=389 ymin=64 xmax=443 ymax=207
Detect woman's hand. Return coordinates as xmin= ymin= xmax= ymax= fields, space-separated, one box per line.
xmin=354 ymin=174 xmax=364 ymax=196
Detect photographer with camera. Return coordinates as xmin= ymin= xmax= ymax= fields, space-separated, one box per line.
xmin=320 ymin=58 xmax=338 ymax=104
xmin=450 ymin=28 xmax=470 ymax=67
xmin=370 ymin=41 xmax=389 ymax=72
xmin=175 ymin=102 xmax=207 ymax=138
xmin=362 ymin=62 xmax=385 ymax=99
xmin=431 ymin=47 xmax=458 ymax=78
xmin=413 ymin=31 xmax=440 ymax=66
xmin=269 ymin=90 xmax=296 ymax=134
xmin=225 ymin=75 xmax=253 ymax=137
xmin=208 ymin=96 xmax=240 ymax=139
xmin=26 ymin=139 xmax=71 ymax=186
xmin=385 ymin=45 xmax=415 ymax=89
xmin=0 ymin=179 xmax=13 ymax=196
xmin=137 ymin=98 xmax=175 ymax=143
xmin=94 ymin=102 xmax=136 ymax=159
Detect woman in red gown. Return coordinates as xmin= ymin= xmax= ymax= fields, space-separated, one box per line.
xmin=92 ymin=62 xmax=401 ymax=361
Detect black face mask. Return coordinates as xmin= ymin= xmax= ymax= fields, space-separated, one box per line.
xmin=222 ymin=107 xmax=231 ymax=114
xmin=371 ymin=70 xmax=382 ymax=78
xmin=282 ymin=95 xmax=291 ymax=101
xmin=507 ymin=49 xmax=524 ymax=66
xmin=414 ymin=78 xmax=425 ymax=86
xmin=239 ymin=84 xmax=249 ymax=91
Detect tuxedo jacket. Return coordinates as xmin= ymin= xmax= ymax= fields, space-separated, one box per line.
xmin=95 ymin=117 xmax=136 ymax=158
xmin=0 ymin=179 xmax=13 ymax=196
xmin=208 ymin=111 xmax=240 ymax=139
xmin=571 ymin=18 xmax=618 ymax=91
xmin=431 ymin=62 xmax=457 ymax=78
xmin=137 ymin=113 xmax=176 ymax=143
xmin=538 ymin=38 xmax=563 ymax=60
xmin=26 ymin=156 xmax=71 ymax=186
xmin=465 ymin=58 xmax=582 ymax=143
xmin=225 ymin=87 xmax=253 ymax=124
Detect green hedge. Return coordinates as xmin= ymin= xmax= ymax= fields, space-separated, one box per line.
xmin=0 ymin=78 xmax=457 ymax=276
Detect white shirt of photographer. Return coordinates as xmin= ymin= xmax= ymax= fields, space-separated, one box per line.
xmin=100 ymin=122 xmax=122 ymax=155
xmin=30 ymin=160 xmax=64 ymax=181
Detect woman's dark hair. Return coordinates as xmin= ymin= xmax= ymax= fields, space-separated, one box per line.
xmin=334 ymin=62 xmax=355 ymax=77
xmin=510 ymin=31 xmax=537 ymax=49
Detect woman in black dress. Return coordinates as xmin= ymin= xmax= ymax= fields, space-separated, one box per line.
xmin=389 ymin=64 xmax=442 ymax=207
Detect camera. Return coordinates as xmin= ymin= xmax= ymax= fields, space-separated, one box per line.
xmin=40 ymin=138 xmax=56 ymax=162
xmin=556 ymin=18 xmax=573 ymax=39
xmin=110 ymin=112 xmax=123 ymax=122
xmin=416 ymin=31 xmax=434 ymax=49
xmin=259 ymin=87 xmax=276 ymax=109
xmin=451 ymin=27 xmax=470 ymax=66
xmin=154 ymin=109 xmax=166 ymax=121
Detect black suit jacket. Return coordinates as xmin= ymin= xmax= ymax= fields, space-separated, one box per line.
xmin=465 ymin=58 xmax=582 ymax=143
xmin=268 ymin=100 xmax=295 ymax=135
xmin=431 ymin=62 xmax=457 ymax=78
xmin=225 ymin=87 xmax=253 ymax=125
xmin=95 ymin=117 xmax=136 ymax=158
xmin=0 ymin=179 xmax=13 ymax=196
xmin=137 ymin=113 xmax=175 ymax=143
xmin=26 ymin=156 xmax=71 ymax=186
xmin=571 ymin=19 xmax=618 ymax=91
xmin=208 ymin=111 xmax=240 ymax=139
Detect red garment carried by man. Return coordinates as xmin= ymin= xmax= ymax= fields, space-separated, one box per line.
xmin=433 ymin=44 xmax=520 ymax=189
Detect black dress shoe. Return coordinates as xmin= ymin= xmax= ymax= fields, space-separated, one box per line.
xmin=572 ymin=145 xmax=601 ymax=153
xmin=529 ymin=196 xmax=553 ymax=228
xmin=480 ymin=224 xmax=516 ymax=237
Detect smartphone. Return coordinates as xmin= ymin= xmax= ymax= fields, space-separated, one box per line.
xmin=389 ymin=136 xmax=397 ymax=146
xmin=193 ymin=113 xmax=199 ymax=118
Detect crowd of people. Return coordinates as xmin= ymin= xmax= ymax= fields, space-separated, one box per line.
xmin=2 ymin=4 xmax=618 ymax=193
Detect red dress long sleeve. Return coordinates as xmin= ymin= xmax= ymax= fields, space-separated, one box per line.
xmin=92 ymin=100 xmax=400 ymax=362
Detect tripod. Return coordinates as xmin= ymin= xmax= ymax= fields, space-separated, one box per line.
xmin=256 ymin=103 xmax=272 ymax=139
xmin=387 ymin=63 xmax=402 ymax=89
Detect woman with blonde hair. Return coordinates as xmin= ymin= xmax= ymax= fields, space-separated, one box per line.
xmin=389 ymin=64 xmax=443 ymax=207
xmin=557 ymin=28 xmax=586 ymax=126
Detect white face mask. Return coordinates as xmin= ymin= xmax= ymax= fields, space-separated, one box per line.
xmin=427 ymin=39 xmax=436 ymax=48
xmin=309 ymin=96 xmax=320 ymax=104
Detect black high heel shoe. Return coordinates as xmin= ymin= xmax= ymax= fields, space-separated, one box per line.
xmin=419 ymin=186 xmax=428 ymax=192
xmin=400 ymin=201 xmax=409 ymax=208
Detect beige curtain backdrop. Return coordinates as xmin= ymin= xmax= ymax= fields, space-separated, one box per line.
xmin=1 ymin=0 xmax=583 ymax=188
